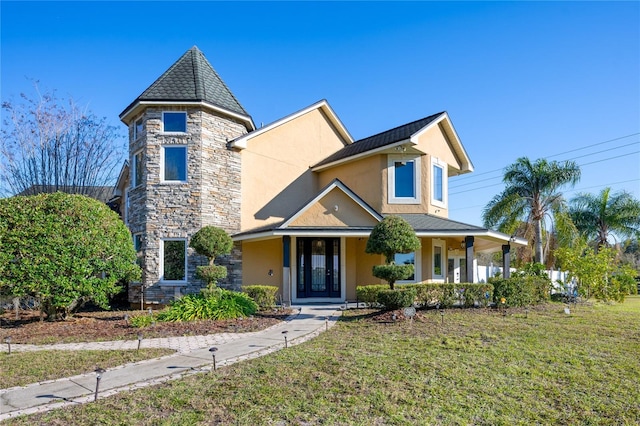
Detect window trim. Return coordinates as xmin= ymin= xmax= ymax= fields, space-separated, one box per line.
xmin=387 ymin=155 xmax=421 ymax=204
xmin=132 ymin=233 xmax=143 ymax=283
xmin=161 ymin=145 xmax=188 ymax=183
xmin=162 ymin=111 xmax=187 ymax=134
xmin=432 ymin=239 xmax=445 ymax=281
xmin=395 ymin=246 xmax=422 ymax=284
xmin=431 ymin=157 xmax=447 ymax=208
xmin=131 ymin=150 xmax=143 ymax=188
xmin=159 ymin=238 xmax=188 ymax=284
xmin=133 ymin=117 xmax=144 ymax=140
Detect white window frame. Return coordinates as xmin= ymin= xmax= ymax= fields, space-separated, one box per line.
xmin=161 ymin=145 xmax=188 ymax=183
xmin=431 ymin=157 xmax=447 ymax=208
xmin=160 ymin=238 xmax=188 ymax=284
xmin=395 ymin=247 xmax=422 ymax=284
xmin=388 ymin=155 xmax=421 ymax=204
xmin=134 ymin=117 xmax=144 ymax=140
xmin=162 ymin=111 xmax=187 ymax=133
xmin=124 ymin=189 xmax=129 ymax=224
xmin=131 ymin=150 xmax=143 ymax=188
xmin=432 ymin=239 xmax=445 ymax=281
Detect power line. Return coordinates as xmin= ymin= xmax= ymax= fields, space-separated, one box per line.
xmin=449 ymin=150 xmax=639 ymax=196
xmin=450 ymin=132 xmax=639 ymax=183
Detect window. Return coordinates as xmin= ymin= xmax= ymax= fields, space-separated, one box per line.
xmin=432 ymin=239 xmax=444 ymax=280
xmin=134 ymin=117 xmax=144 ymax=140
xmin=431 ymin=157 xmax=447 ymax=208
xmin=161 ymin=239 xmax=186 ymax=282
xmin=131 ymin=151 xmax=143 ymax=187
xmin=162 ymin=146 xmax=187 ymax=182
xmin=163 ymin=112 xmax=187 ymax=133
xmin=133 ymin=234 xmax=143 ymax=280
xmin=388 ymin=155 xmax=421 ymax=204
xmin=395 ymin=252 xmax=415 ymax=281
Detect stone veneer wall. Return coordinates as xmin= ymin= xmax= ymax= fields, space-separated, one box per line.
xmin=127 ymin=106 xmax=247 ymax=305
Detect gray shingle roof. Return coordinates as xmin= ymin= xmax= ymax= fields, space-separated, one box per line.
xmin=395 ymin=214 xmax=487 ymax=232
xmin=121 ymin=46 xmax=249 ymax=118
xmin=313 ymin=112 xmax=445 ymax=168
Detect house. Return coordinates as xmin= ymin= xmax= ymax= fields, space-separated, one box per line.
xmin=114 ymin=46 xmax=526 ymax=306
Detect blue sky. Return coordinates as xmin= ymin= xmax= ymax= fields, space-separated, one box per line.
xmin=2 ymin=1 xmax=639 ymax=226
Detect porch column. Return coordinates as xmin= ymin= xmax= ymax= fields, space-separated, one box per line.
xmin=502 ymin=244 xmax=511 ymax=279
xmin=282 ymin=236 xmax=291 ymax=306
xmin=465 ymin=236 xmax=474 ymax=283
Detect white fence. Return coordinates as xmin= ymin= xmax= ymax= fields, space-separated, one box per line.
xmin=476 ymin=263 xmax=569 ymax=292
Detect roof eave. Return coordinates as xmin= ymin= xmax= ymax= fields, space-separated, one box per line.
xmin=119 ymin=100 xmax=255 ymax=131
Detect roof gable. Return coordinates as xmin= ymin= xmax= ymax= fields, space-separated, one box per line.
xmin=120 ymin=46 xmax=252 ymax=127
xmin=281 ymin=179 xmax=382 ymax=229
xmin=229 ymin=100 xmax=352 ymax=149
xmin=312 ymin=112 xmax=444 ymax=169
xmin=312 ymin=112 xmax=473 ymax=173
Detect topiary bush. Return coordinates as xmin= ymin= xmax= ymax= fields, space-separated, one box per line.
xmin=377 ymin=287 xmax=417 ymax=310
xmin=242 ymin=285 xmax=279 ymax=309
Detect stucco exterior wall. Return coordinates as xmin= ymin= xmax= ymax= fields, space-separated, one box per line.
xmin=317 ymin=155 xmax=385 ymax=212
xmin=289 ymin=188 xmax=379 ymax=227
xmin=240 ymin=108 xmax=349 ymax=231
xmin=241 ymin=238 xmax=283 ymax=292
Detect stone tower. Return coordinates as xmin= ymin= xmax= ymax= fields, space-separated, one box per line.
xmin=119 ymin=46 xmax=254 ymax=305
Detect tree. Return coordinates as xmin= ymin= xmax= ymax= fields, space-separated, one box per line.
xmin=482 ymin=157 xmax=581 ymax=264
xmin=0 ymin=83 xmax=125 ymax=197
xmin=0 ymin=192 xmax=140 ymax=320
xmin=365 ymin=216 xmax=421 ymax=290
xmin=189 ymin=226 xmax=233 ymax=289
xmin=555 ymin=240 xmax=634 ymax=302
xmin=569 ymin=187 xmax=640 ymax=251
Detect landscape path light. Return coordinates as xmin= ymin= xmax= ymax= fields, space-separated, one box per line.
xmin=94 ymin=367 xmax=106 ymax=402
xmin=282 ymin=330 xmax=288 ymax=348
xmin=440 ymin=310 xmax=445 ymax=325
xmin=137 ymin=333 xmax=143 ymax=351
xmin=209 ymin=347 xmax=218 ymax=371
xmin=4 ymin=336 xmax=11 ymax=355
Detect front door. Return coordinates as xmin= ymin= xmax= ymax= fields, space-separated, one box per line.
xmin=447 ymin=256 xmax=467 ymax=283
xmin=296 ymin=238 xmax=341 ymax=298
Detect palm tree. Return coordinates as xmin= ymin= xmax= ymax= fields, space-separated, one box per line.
xmin=482 ymin=157 xmax=581 ymax=264
xmin=569 ymin=187 xmax=640 ymax=250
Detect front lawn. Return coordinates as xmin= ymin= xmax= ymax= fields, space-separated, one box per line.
xmin=6 ymin=297 xmax=640 ymax=425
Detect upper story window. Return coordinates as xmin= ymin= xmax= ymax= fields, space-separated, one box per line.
xmin=131 ymin=151 xmax=143 ymax=187
xmin=162 ymin=146 xmax=187 ymax=182
xmin=163 ymin=112 xmax=187 ymax=133
xmin=431 ymin=157 xmax=447 ymax=208
xmin=134 ymin=117 xmax=144 ymax=140
xmin=388 ymin=155 xmax=421 ymax=204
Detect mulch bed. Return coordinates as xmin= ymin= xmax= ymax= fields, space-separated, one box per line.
xmin=0 ymin=308 xmax=293 ymax=345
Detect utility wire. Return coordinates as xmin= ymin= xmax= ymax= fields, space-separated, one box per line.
xmin=449 ymin=150 xmax=640 ymax=196
xmin=450 ymin=132 xmax=639 ymax=183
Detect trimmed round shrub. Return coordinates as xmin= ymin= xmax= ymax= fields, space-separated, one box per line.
xmin=377 ymin=287 xmax=417 ymax=310
xmin=242 ymin=285 xmax=279 ymax=309
xmin=356 ymin=284 xmax=389 ymax=306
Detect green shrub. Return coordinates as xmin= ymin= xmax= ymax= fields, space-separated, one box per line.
xmin=242 ymin=285 xmax=279 ymax=309
xmin=157 ymin=289 xmax=258 ymax=322
xmin=130 ymin=313 xmax=156 ymax=328
xmin=356 ymin=285 xmax=388 ymax=306
xmin=490 ymin=276 xmax=551 ymax=307
xmin=377 ymin=287 xmax=417 ymax=310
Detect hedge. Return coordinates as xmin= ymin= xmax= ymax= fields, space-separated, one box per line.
xmin=489 ymin=276 xmax=551 ymax=307
xmin=377 ymin=287 xmax=417 ymax=310
xmin=356 ymin=283 xmax=494 ymax=309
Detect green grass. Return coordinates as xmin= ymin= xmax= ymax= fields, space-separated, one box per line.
xmin=1 ymin=348 xmax=175 ymax=389
xmin=5 ymin=297 xmax=640 ymax=425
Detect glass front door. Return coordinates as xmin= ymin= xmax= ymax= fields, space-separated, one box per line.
xmin=297 ymin=238 xmax=340 ymax=298
xmin=447 ymin=256 xmax=467 ymax=283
